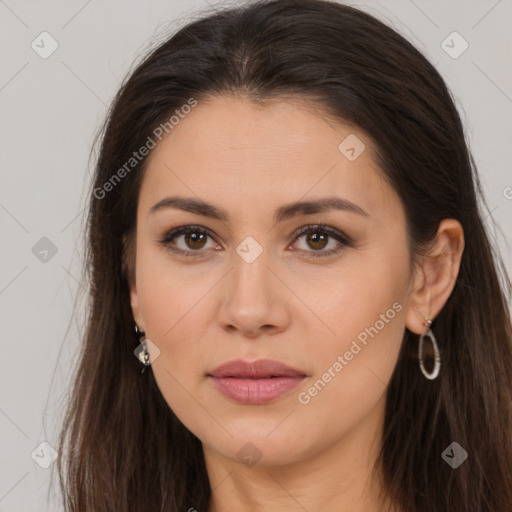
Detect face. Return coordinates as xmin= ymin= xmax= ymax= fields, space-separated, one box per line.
xmin=130 ymin=96 xmax=414 ymax=467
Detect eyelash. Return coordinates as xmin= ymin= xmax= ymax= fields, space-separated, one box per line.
xmin=158 ymin=223 xmax=353 ymax=259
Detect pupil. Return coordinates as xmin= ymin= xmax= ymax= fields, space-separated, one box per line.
xmin=186 ymin=232 xmax=206 ymax=249
xmin=308 ymin=232 xmax=327 ymax=250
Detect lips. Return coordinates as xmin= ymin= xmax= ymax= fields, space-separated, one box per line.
xmin=208 ymin=359 xmax=308 ymax=405
xmin=208 ymin=358 xmax=307 ymax=379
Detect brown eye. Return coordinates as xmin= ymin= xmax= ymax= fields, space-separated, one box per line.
xmin=183 ymin=231 xmax=208 ymax=250
xmin=292 ymin=224 xmax=353 ymax=258
xmin=304 ymin=231 xmax=329 ymax=251
xmin=159 ymin=223 xmax=352 ymax=259
xmin=159 ymin=226 xmax=219 ymax=256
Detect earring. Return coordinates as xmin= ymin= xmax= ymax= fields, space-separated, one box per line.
xmin=418 ymin=316 xmax=441 ymax=380
xmin=135 ymin=324 xmax=150 ymax=373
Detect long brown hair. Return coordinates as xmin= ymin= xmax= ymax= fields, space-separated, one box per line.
xmin=54 ymin=1 xmax=512 ymax=510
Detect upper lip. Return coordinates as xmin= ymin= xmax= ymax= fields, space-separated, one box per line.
xmin=208 ymin=358 xmax=307 ymax=379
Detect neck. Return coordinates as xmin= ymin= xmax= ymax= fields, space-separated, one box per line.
xmin=204 ymin=397 xmax=398 ymax=512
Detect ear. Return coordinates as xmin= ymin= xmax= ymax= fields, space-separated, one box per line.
xmin=130 ymin=284 xmax=144 ymax=332
xmin=122 ymin=232 xmax=145 ymax=331
xmin=405 ymin=218 xmax=465 ymax=334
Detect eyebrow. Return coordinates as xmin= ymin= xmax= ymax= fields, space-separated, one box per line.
xmin=149 ymin=195 xmax=369 ymax=223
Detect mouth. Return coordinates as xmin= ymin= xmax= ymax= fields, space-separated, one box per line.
xmin=208 ymin=358 xmax=307 ymax=379
xmin=207 ymin=358 xmax=308 ymax=404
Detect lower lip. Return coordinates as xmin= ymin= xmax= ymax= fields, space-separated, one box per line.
xmin=210 ymin=376 xmax=306 ymax=404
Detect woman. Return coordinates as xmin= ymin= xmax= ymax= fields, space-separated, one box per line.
xmin=55 ymin=0 xmax=512 ymax=511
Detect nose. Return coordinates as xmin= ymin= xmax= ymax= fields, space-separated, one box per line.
xmin=217 ymin=249 xmax=290 ymax=338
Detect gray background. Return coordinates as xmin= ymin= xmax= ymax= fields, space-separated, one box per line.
xmin=0 ymin=0 xmax=510 ymax=510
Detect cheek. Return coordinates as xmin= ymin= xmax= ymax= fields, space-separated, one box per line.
xmin=292 ymin=237 xmax=410 ymax=409
xmin=134 ymin=243 xmax=219 ymax=406
xmin=135 ymin=239 xmax=211 ymax=338
xmin=291 ymin=288 xmax=407 ymax=446
xmin=135 ymin=253 xmax=213 ymax=430
xmin=290 ymin=233 xmax=409 ymax=355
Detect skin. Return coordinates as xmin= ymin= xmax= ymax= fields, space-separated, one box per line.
xmin=129 ymin=95 xmax=464 ymax=512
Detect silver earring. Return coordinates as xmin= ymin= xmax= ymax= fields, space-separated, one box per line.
xmin=418 ymin=317 xmax=440 ymax=380
xmin=135 ymin=325 xmax=150 ymax=373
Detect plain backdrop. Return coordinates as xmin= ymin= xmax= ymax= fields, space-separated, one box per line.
xmin=0 ymin=0 xmax=511 ymax=510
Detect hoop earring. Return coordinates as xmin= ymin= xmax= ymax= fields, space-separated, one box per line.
xmin=418 ymin=317 xmax=441 ymax=380
xmin=135 ymin=324 xmax=150 ymax=373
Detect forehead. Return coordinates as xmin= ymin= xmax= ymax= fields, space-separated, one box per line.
xmin=138 ymin=95 xmax=399 ymax=223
